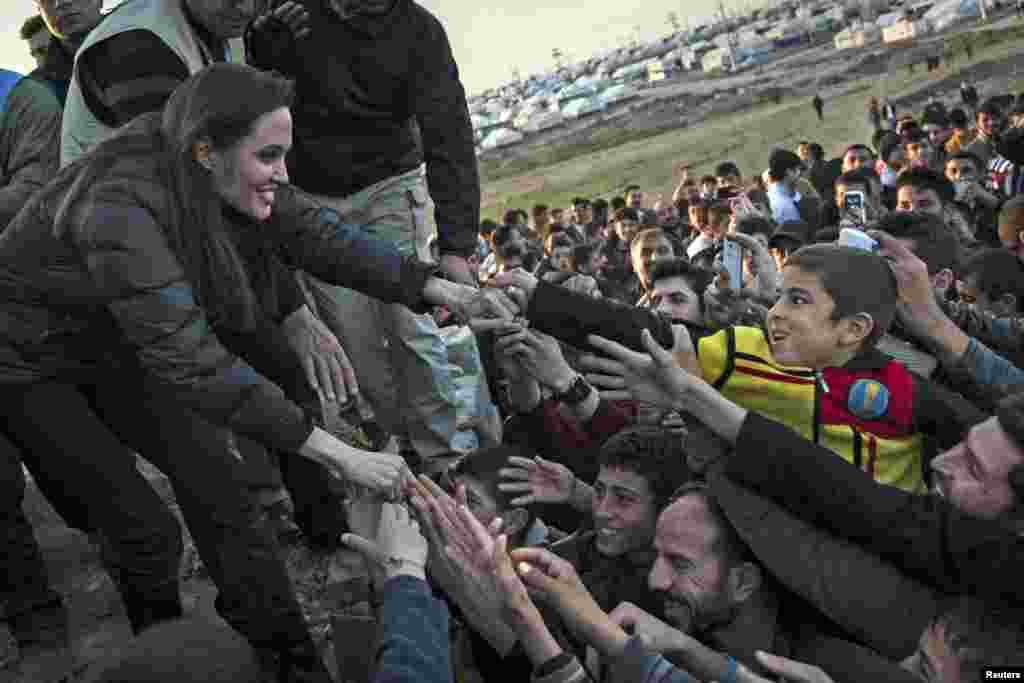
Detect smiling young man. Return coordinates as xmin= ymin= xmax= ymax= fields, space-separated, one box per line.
xmin=966 ymin=99 xmax=1003 ymax=169
xmin=550 ymin=427 xmax=692 ymax=619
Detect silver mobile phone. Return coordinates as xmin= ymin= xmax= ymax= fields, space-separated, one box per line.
xmin=719 ymin=239 xmax=744 ymax=291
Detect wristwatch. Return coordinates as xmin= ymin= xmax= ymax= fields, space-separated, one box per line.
xmin=555 ymin=374 xmax=593 ymax=405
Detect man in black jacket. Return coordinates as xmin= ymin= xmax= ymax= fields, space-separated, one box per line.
xmin=247 ymin=0 xmax=500 ymax=472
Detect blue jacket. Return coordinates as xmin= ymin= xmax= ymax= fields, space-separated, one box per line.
xmin=373 ymin=575 xmax=450 ymax=683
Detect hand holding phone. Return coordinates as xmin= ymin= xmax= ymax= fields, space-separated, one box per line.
xmin=841 ymin=190 xmax=866 ymax=226
xmin=718 ymin=239 xmax=744 ymax=292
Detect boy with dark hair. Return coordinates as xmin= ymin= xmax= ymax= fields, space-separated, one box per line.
xmin=904 ymin=128 xmax=939 ymax=170
xmin=715 ymin=161 xmax=742 ymax=188
xmin=550 ymin=426 xmax=694 ymax=616
xmin=530 ymin=203 xmax=550 ymax=242
xmin=946 ymin=151 xmax=1001 ymax=246
xmin=896 ymin=167 xmax=976 ymax=244
xmin=694 ymin=244 xmax=981 ymax=492
xmin=445 ymin=444 xmax=554 ymax=548
xmin=957 ymin=248 xmax=1024 ymax=318
xmin=768 ymin=222 xmax=808 ymax=271
xmin=944 ymin=107 xmax=975 ymax=155
xmin=967 ymin=98 xmax=1004 ymax=168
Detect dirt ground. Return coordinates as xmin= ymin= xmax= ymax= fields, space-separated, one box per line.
xmin=1 ymin=461 xmax=370 ymax=682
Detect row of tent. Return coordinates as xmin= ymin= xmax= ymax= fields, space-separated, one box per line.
xmin=473 ymin=81 xmax=642 ymax=151
xmin=834 ymin=0 xmax=979 ymax=49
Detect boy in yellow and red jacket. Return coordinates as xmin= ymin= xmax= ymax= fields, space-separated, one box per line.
xmin=696 ymin=244 xmax=983 ymax=493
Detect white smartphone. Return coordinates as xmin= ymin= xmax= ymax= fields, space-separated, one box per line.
xmin=838 ymin=227 xmax=879 ymax=252
xmin=719 ymin=238 xmax=744 ymax=292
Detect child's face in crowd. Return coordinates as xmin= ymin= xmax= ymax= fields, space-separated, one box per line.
xmin=650 ymin=276 xmax=703 ymax=325
xmin=552 ymin=245 xmax=574 ymax=272
xmin=976 ymin=112 xmax=996 ymax=138
xmin=616 ymin=219 xmax=640 ymax=245
xmin=452 ymin=474 xmax=502 ymax=530
xmin=956 ymin=275 xmax=1016 ymax=318
xmin=591 ymin=466 xmax=659 ymax=558
xmin=767 ymin=265 xmax=859 ymax=369
xmin=906 ymin=140 xmax=935 ymax=166
xmin=843 ymin=147 xmax=873 ymax=172
xmin=497 ymin=228 xmax=528 ymax=270
xmin=896 ymin=186 xmax=943 ymax=217
xmin=944 ymin=158 xmax=980 ymax=184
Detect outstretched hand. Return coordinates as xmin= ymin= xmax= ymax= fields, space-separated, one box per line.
xmin=579 ymin=327 xmax=700 ymax=411
xmin=341 ymin=502 xmax=427 ymax=585
xmin=498 ymin=455 xmax=576 ymax=506
xmin=869 ymin=229 xmax=947 ymax=339
xmin=281 ymin=305 xmax=358 ymax=405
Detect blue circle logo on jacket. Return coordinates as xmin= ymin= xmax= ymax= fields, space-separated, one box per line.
xmin=847 ymin=379 xmax=890 ymax=421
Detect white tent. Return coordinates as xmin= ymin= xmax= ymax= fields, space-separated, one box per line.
xmin=923 ymin=0 xmax=980 ymax=28
xmin=480 ymin=128 xmax=524 ymax=149
xmin=520 ymin=111 xmax=565 ymax=133
xmin=561 ymin=96 xmax=608 ymax=119
xmin=600 ymin=83 xmax=639 ymax=105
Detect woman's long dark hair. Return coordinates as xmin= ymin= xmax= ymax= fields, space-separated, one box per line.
xmin=46 ymin=63 xmax=295 ymax=331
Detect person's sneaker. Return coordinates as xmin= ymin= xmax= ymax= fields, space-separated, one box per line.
xmin=264 ymin=499 xmax=303 ymax=547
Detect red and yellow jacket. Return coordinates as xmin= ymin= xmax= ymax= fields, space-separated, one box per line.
xmin=698 ymin=326 xmax=984 ymax=494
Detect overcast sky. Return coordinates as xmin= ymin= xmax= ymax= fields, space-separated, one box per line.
xmin=1 ymin=0 xmax=725 ymax=95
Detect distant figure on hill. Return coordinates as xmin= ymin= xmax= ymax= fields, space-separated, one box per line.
xmin=812 ymin=93 xmax=824 ymax=121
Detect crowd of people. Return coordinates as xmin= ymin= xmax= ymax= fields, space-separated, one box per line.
xmin=2 ymin=1 xmax=1024 ymax=683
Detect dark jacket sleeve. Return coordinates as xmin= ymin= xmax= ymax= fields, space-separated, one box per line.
xmin=527 ymin=281 xmax=674 ymax=353
xmin=270 ymin=188 xmax=436 ymax=312
xmin=0 ymin=79 xmax=61 ymax=229
xmin=372 ymin=575 xmax=450 ymax=683
xmin=80 ymin=202 xmax=313 ymax=453
xmin=911 ymin=374 xmax=987 ymax=452
xmin=728 ymin=412 xmax=1024 ymax=607
xmin=409 ymin=12 xmax=479 ymax=258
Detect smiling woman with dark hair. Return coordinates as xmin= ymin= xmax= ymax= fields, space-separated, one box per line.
xmin=0 ymin=63 xmax=513 ymax=681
